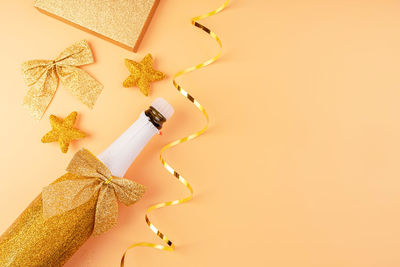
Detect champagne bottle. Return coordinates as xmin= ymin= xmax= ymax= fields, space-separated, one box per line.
xmin=0 ymin=98 xmax=174 ymax=267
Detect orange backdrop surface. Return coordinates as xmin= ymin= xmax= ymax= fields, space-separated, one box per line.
xmin=1 ymin=0 xmax=400 ymax=266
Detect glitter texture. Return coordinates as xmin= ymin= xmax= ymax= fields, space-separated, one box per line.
xmin=34 ymin=0 xmax=160 ymax=51
xmin=0 ymin=149 xmax=145 ymax=266
xmin=22 ymin=40 xmax=103 ymax=120
xmin=123 ymin=54 xmax=166 ymax=96
xmin=41 ymin=111 xmax=86 ymax=153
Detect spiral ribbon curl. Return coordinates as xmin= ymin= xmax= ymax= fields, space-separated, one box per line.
xmin=121 ymin=1 xmax=230 ymax=265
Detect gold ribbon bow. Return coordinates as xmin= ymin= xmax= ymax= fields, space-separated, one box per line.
xmin=42 ymin=148 xmax=145 ymax=236
xmin=22 ymin=40 xmax=103 ymax=120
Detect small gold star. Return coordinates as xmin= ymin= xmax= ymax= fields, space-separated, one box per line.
xmin=41 ymin=111 xmax=86 ymax=153
xmin=123 ymin=54 xmax=166 ymax=96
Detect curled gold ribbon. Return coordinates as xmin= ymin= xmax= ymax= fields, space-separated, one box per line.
xmin=42 ymin=148 xmax=145 ymax=236
xmin=21 ymin=40 xmax=103 ymax=120
xmin=121 ymin=1 xmax=229 ymax=265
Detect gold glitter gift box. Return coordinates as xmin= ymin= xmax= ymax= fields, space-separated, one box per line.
xmin=34 ymin=0 xmax=160 ymax=51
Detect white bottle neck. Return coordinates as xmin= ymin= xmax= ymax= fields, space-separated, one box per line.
xmin=97 ymin=112 xmax=159 ymax=177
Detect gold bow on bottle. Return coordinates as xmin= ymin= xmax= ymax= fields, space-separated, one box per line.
xmin=42 ymin=148 xmax=145 ymax=236
xmin=21 ymin=40 xmax=103 ymax=120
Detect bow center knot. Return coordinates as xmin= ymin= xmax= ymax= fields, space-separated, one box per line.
xmin=104 ymin=176 xmax=114 ymax=185
xmin=42 ymin=148 xmax=146 ymax=236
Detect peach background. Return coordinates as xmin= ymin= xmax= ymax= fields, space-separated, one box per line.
xmin=1 ymin=0 xmax=400 ymax=266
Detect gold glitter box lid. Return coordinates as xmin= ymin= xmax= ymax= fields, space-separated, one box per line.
xmin=34 ymin=0 xmax=160 ymax=52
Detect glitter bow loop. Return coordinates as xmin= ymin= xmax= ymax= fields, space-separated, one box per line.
xmin=22 ymin=40 xmax=103 ymax=120
xmin=42 ymin=149 xmax=145 ymax=236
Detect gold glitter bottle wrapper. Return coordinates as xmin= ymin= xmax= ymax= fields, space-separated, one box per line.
xmin=0 ymin=172 xmax=96 ymax=267
xmin=0 ymin=149 xmax=145 ymax=266
xmin=34 ymin=0 xmax=160 ymax=52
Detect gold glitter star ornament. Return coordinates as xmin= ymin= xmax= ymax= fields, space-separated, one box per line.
xmin=41 ymin=111 xmax=86 ymax=153
xmin=123 ymin=54 xmax=166 ymax=96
